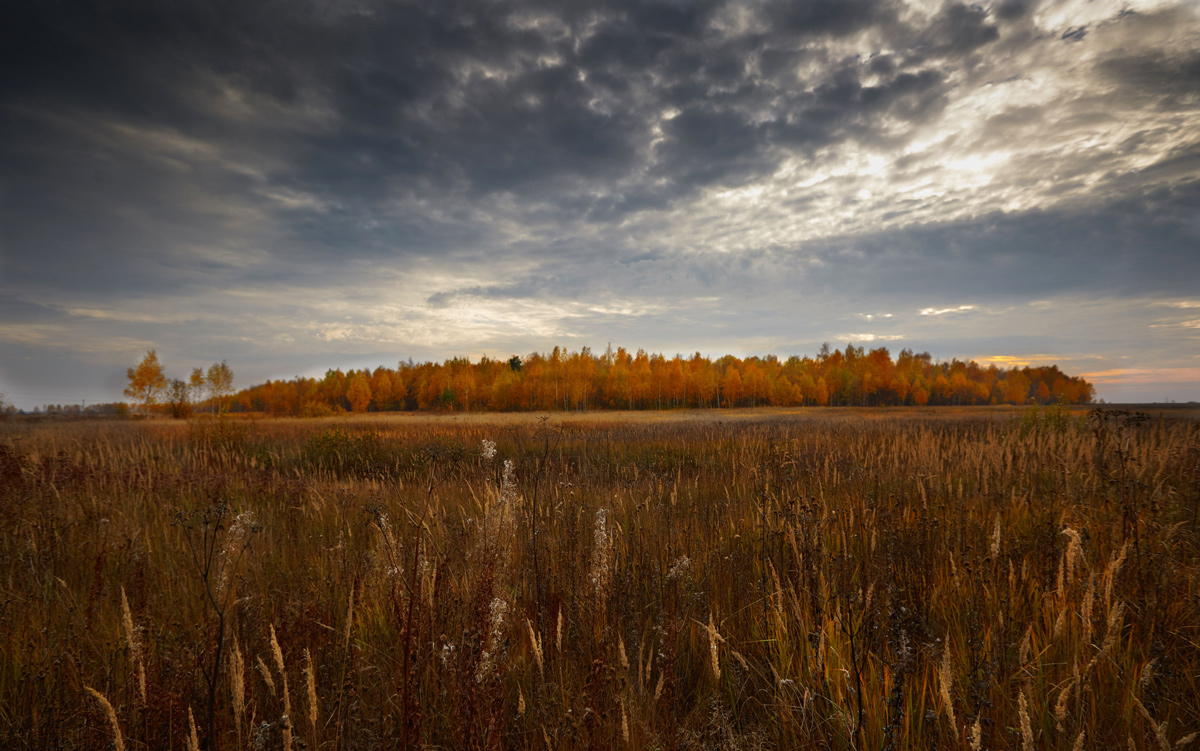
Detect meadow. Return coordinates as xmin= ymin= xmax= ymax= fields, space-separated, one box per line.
xmin=1 ymin=406 xmax=1197 ymax=750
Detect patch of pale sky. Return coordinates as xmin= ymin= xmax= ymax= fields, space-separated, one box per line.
xmin=707 ymin=2 xmax=767 ymax=37
xmin=65 ymin=308 xmax=182 ymax=324
xmin=293 ymin=279 xmax=615 ymax=348
xmin=649 ymin=24 xmax=1177 ymax=257
xmin=507 ymin=10 xmax=570 ymax=38
xmin=1034 ymin=0 xmax=1181 ymax=33
xmin=172 ymin=241 xmax=275 ymax=270
xmin=1079 ymin=367 xmax=1200 ymax=385
xmin=197 ymin=74 xmax=337 ymax=133
xmin=257 ymin=188 xmax=331 ymax=213
xmin=976 ymin=354 xmax=1075 ymax=367
xmin=584 ymin=301 xmax=671 ymax=318
xmin=836 ymin=333 xmax=907 ymax=342
xmin=0 ymin=321 xmax=156 ymax=357
xmin=417 ymin=299 xmax=582 ymax=343
xmin=5 ymin=104 xmax=237 ymax=180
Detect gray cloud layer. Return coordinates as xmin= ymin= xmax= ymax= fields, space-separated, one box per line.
xmin=1 ymin=0 xmax=1198 ymax=406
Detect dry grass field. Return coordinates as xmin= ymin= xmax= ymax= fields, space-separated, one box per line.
xmin=1 ymin=406 xmax=1198 ymax=750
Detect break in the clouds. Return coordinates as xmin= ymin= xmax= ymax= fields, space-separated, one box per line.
xmin=1 ymin=0 xmax=1198 ymax=407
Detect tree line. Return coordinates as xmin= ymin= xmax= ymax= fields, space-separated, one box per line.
xmin=227 ymin=344 xmax=1095 ymax=416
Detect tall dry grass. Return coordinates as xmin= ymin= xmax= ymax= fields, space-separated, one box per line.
xmin=0 ymin=407 xmax=1197 ymax=749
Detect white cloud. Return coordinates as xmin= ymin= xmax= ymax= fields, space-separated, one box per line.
xmin=919 ymin=305 xmax=978 ymax=316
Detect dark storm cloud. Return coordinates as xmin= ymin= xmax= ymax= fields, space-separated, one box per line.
xmin=763 ymin=0 xmax=895 ymax=37
xmin=795 ymin=178 xmax=1200 ymax=299
xmin=1099 ymin=48 xmax=1200 ymax=108
xmin=1 ymin=0 xmax=979 ymax=259
xmin=995 ymin=0 xmax=1037 ymax=22
xmin=919 ymin=2 xmax=1000 ymax=55
xmin=427 ymin=176 xmax=1200 ymax=311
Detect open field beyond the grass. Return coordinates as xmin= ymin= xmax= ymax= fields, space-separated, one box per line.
xmin=1 ymin=407 xmax=1198 ymax=750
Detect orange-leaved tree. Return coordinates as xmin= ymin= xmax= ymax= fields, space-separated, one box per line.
xmin=206 ymin=361 xmax=235 ymax=415
xmin=125 ymin=349 xmax=168 ymax=418
xmin=347 ymin=374 xmax=372 ymax=412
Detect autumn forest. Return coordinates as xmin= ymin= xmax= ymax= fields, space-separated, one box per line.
xmin=228 ymin=345 xmax=1095 ymax=416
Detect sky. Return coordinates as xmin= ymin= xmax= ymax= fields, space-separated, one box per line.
xmin=1 ymin=0 xmax=1198 ymax=409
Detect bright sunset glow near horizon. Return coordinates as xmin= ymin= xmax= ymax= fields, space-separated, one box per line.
xmin=1 ymin=0 xmax=1198 ymax=408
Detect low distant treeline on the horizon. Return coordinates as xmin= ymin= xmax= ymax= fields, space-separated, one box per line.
xmin=231 ymin=344 xmax=1095 ymax=416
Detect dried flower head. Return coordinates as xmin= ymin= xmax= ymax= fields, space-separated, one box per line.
xmin=217 ymin=511 xmax=255 ymax=594
xmin=589 ymin=508 xmax=612 ymax=595
xmin=666 ymin=555 xmax=690 ymax=581
xmin=476 ymin=597 xmax=509 ymax=683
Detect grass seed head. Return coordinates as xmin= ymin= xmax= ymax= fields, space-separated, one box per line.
xmin=708 ymin=612 xmax=721 ymax=682
xmin=939 ymin=637 xmax=957 ymax=730
xmin=1141 ymin=658 xmax=1158 ymax=690
xmin=1103 ymin=600 xmax=1125 ymax=653
xmin=270 ymin=624 xmax=286 ymax=677
xmin=1019 ymin=626 xmax=1033 ymax=666
xmin=1019 ymin=686 xmax=1035 ymax=751
xmin=85 ymin=686 xmax=125 ymax=751
xmin=187 ymin=706 xmax=200 ymax=751
xmin=1106 ymin=542 xmax=1129 ymax=606
xmin=1055 ymin=680 xmax=1073 ymax=732
xmin=231 ymin=636 xmax=246 ymax=738
xmin=257 ymin=655 xmax=277 ymax=697
xmin=1081 ymin=579 xmax=1095 ymax=644
xmin=556 ymin=607 xmax=564 ymax=655
xmin=120 ymin=586 xmax=137 ymax=658
xmin=1134 ymin=695 xmax=1171 ymax=751
xmin=526 ymin=619 xmax=544 ymax=679
xmin=1062 ymin=527 xmax=1084 ymax=581
xmin=304 ymin=648 xmax=318 ymax=736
